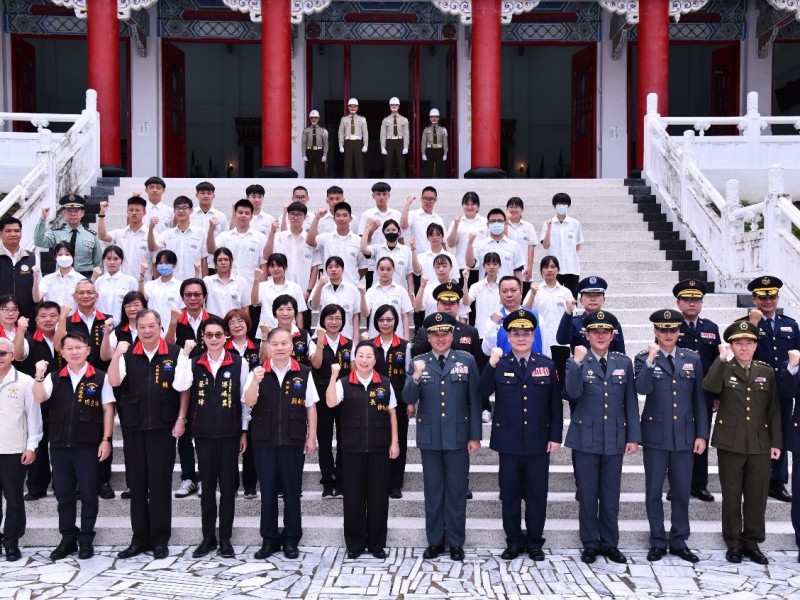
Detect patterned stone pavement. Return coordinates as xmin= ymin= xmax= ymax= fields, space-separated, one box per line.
xmin=2 ymin=546 xmax=800 ymax=599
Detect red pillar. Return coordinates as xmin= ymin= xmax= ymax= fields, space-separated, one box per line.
xmin=636 ymin=0 xmax=669 ymax=169
xmin=87 ymin=0 xmax=124 ymax=175
xmin=465 ymin=0 xmax=505 ymax=178
xmin=258 ymin=0 xmax=297 ymax=177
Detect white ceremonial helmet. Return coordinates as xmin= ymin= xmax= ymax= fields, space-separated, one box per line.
xmin=309 ymin=110 xmax=320 ymax=118
xmin=429 ymin=108 xmax=440 ymax=117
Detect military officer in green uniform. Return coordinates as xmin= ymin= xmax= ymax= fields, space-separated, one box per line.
xmin=34 ymin=195 xmax=102 ymax=278
xmin=380 ymin=97 xmax=409 ymax=178
xmin=338 ymin=98 xmax=368 ymax=179
xmin=421 ymin=109 xmax=447 ymax=179
xmin=301 ymin=110 xmax=328 ymax=179
xmin=702 ymin=321 xmax=782 ymax=565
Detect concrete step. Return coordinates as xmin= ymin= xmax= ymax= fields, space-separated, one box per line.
xmin=604 ymin=293 xmax=737 ymax=309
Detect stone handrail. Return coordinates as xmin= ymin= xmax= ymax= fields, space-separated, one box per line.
xmin=0 ymin=90 xmax=100 ymax=250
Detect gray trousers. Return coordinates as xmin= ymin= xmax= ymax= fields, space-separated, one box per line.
xmin=420 ymin=448 xmax=469 ymax=547
xmin=573 ymin=450 xmax=623 ymax=550
xmin=643 ymin=447 xmax=693 ymax=549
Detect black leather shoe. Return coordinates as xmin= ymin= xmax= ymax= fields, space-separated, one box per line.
xmin=346 ymin=549 xmax=361 ymax=559
xmin=23 ymin=492 xmax=45 ymax=501
xmin=768 ymin=487 xmax=792 ymax=503
xmin=690 ymin=488 xmax=715 ymax=502
xmin=192 ymin=538 xmax=218 ymax=558
xmin=98 ymin=483 xmax=115 ymax=500
xmin=528 ymin=548 xmax=545 ymax=561
xmin=449 ymin=546 xmax=464 ymax=561
xmin=117 ymin=543 xmax=149 ymax=559
xmin=120 ymin=488 xmax=131 ymax=500
xmin=500 ymin=547 xmax=521 ymax=560
xmin=797 ymin=551 xmax=800 ymax=563
xmin=669 ymin=547 xmax=699 ymax=563
xmin=389 ymin=488 xmax=402 ymax=499
xmin=5 ymin=546 xmax=21 ymax=562
xmin=372 ymin=549 xmax=386 ymax=559
xmin=742 ymin=548 xmax=769 ymax=565
xmin=283 ymin=544 xmax=299 ymax=559
xmin=647 ymin=547 xmax=666 ymax=561
xmin=580 ymin=548 xmax=598 ymax=564
xmin=726 ymin=547 xmax=743 ymax=563
xmin=423 ymin=545 xmax=444 ymax=559
xmin=152 ymin=545 xmax=169 ymax=560
xmin=601 ymin=547 xmax=627 ymax=564
xmin=218 ymin=539 xmax=234 ymax=558
xmin=78 ymin=542 xmax=94 ymax=560
xmin=665 ymin=490 xmax=672 ymax=501
xmin=466 ymin=489 xmax=473 ymax=500
xmin=50 ymin=540 xmax=78 ymax=561
xmin=254 ymin=542 xmax=281 ymax=559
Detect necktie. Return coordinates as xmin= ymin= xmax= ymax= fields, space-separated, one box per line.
xmin=744 ymin=366 xmax=751 ymax=381
xmin=688 ymin=321 xmax=696 ymax=335
xmin=350 ymin=116 xmax=355 ymax=135
xmin=763 ymin=318 xmax=774 ymax=337
xmin=312 ymin=126 xmax=317 ymax=147
xmin=433 ymin=125 xmax=438 ymax=145
xmin=519 ymin=357 xmax=527 ymax=372
xmin=393 ymin=115 xmax=398 ymax=137
xmin=667 ymin=354 xmax=675 ymax=372
xmin=599 ymin=356 xmax=607 ymax=376
xmin=438 ymin=354 xmax=446 ymax=370
xmin=69 ymin=228 xmax=78 ymax=252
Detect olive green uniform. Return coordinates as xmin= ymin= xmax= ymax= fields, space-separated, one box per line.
xmin=421 ymin=124 xmax=448 ymax=178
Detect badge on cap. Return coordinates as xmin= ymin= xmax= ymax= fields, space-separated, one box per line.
xmin=435 ymin=313 xmax=442 ymax=322
xmin=597 ymin=310 xmax=605 ymax=319
xmin=590 ymin=276 xmax=597 ymax=284
xmin=664 ymin=310 xmax=671 ymax=319
xmin=740 ymin=322 xmax=748 ymax=330
xmin=762 ymin=277 xmax=771 ymax=286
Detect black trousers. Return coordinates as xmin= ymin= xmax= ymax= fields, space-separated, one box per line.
xmin=50 ymin=446 xmax=99 ymax=544
xmin=126 ymin=428 xmax=176 ymax=547
xmin=770 ymin=395 xmax=793 ymax=490
xmin=426 ymin=148 xmax=445 ymax=178
xmin=556 ymin=274 xmax=579 ymax=299
xmin=315 ymin=386 xmax=342 ymax=486
xmin=792 ymin=452 xmax=800 ymax=548
xmin=457 ymin=269 xmax=480 ymax=327
xmin=305 ymin=149 xmax=325 ymax=178
xmin=0 ymin=454 xmax=27 ymax=545
xmin=98 ymin=447 xmax=112 ymax=487
xmin=26 ymin=413 xmax=51 ymax=496
xmin=241 ymin=431 xmax=258 ymax=494
xmin=384 ymin=139 xmax=406 ymax=178
xmin=253 ymin=445 xmax=305 ymax=545
xmin=177 ymin=420 xmax=197 ymax=483
xmin=343 ymin=139 xmax=365 ymax=178
xmin=498 ymin=452 xmax=550 ymax=550
xmin=342 ymin=450 xmax=391 ymax=552
xmin=390 ymin=401 xmax=410 ymax=491
xmin=196 ymin=437 xmax=240 ymax=541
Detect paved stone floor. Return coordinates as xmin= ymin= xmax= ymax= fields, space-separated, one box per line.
xmin=2 ymin=547 xmax=800 ymax=599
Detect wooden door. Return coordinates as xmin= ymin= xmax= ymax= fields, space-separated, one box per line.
xmin=162 ymin=43 xmax=186 ymax=176
xmin=571 ymin=45 xmax=596 ymax=178
xmin=12 ymin=38 xmax=36 ymax=133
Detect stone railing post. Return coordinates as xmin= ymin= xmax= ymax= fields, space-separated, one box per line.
xmin=721 ymin=179 xmax=741 ymax=280
xmin=764 ymin=164 xmax=788 ymax=275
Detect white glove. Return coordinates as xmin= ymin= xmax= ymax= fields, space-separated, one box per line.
xmin=362 ymin=146 xmax=368 ymax=153
xmin=381 ymin=148 xmax=387 ymax=156
xmin=321 ymin=156 xmax=327 ymax=163
xmin=443 ymin=155 xmax=448 ymax=161
xmin=422 ymin=154 xmax=427 ymax=161
xmin=302 ymin=156 xmax=308 ymax=162
xmin=339 ymin=146 xmax=344 ymax=153
xmin=402 ymin=149 xmax=408 ymax=155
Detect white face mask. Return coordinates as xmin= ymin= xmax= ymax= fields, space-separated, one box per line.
xmin=555 ymin=204 xmax=569 ymax=216
xmin=56 ymin=256 xmax=73 ymax=268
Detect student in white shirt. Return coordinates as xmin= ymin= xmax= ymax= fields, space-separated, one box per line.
xmin=524 ymin=255 xmax=573 ymax=369
xmin=306 ymin=202 xmax=367 ymax=286
xmin=203 ymin=248 xmax=248 ymax=320
xmin=412 ymin=222 xmax=459 ymax=284
xmin=358 ymin=181 xmax=402 ymax=287
xmin=462 ymin=252 xmax=502 ymax=335
xmin=540 ymin=192 xmax=583 ymax=298
xmin=245 ymin=184 xmax=276 ymax=237
xmin=97 ymin=196 xmax=151 ymax=281
xmin=364 ymin=257 xmax=413 ymax=339
xmin=310 ymin=256 xmax=368 ymax=340
xmin=414 ymin=254 xmax=469 ymax=320
xmin=505 ymin=197 xmax=538 ymax=292
xmin=142 ymin=176 xmax=174 ymax=238
xmin=140 ymin=249 xmax=184 ymax=332
xmin=360 ymin=218 xmax=414 ymax=294
xmin=399 ymin=186 xmax=444 ymax=254
xmin=252 ymin=253 xmax=307 ymax=337
xmin=446 ymin=191 xmax=487 ymax=293
xmin=149 ymin=196 xmax=206 ymax=280
xmin=190 ymin=181 xmax=229 ymax=272
xmin=33 ymin=242 xmax=83 ymax=312
xmin=207 ymin=198 xmax=267 ymax=294
xmin=93 ymin=245 xmax=137 ymax=326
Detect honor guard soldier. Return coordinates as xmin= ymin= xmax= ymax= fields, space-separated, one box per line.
xmin=480 ymin=311 xmax=562 ymax=561
xmin=302 ymin=110 xmax=328 ymax=178
xmin=779 ymin=349 xmax=800 ymax=562
xmin=338 ymin=98 xmax=368 ymax=179
xmin=672 ymin=279 xmax=720 ymax=502
xmin=380 ymin=97 xmax=410 ymax=178
xmin=741 ymin=276 xmax=799 ymax=503
xmin=403 ymin=312 xmax=482 ymax=562
xmin=421 ymin=109 xmax=447 ymax=178
xmin=33 ymin=331 xmax=115 ymax=561
xmin=34 ymin=195 xmax=102 ymax=278
xmin=634 ymin=309 xmax=709 ymax=563
xmin=703 ymin=321 xmax=782 ymax=565
xmin=107 ymin=309 xmax=192 ymax=560
xmin=0 ymin=217 xmax=37 ymax=321
xmin=564 ymin=310 xmax=640 ymax=565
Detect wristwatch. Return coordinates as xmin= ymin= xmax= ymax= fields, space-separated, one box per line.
xmin=102 ymin=436 xmax=112 ymax=442
xmin=177 ymin=415 xmax=188 ymax=423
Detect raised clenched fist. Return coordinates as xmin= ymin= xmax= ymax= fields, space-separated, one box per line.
xmin=491 ymin=311 xmax=503 ymax=324
xmin=565 ymin=298 xmax=577 ymax=314
xmin=41 ymin=207 xmax=51 ymax=219
xmin=316 ymin=207 xmax=328 ymax=219
xmin=35 ymin=360 xmax=49 ymax=379
xmin=647 ymin=343 xmax=660 ymax=362
xmin=330 ymin=363 xmax=341 ymax=377
xmin=17 ymin=316 xmax=29 ymax=332
xmin=103 ymin=318 xmax=115 ymax=334
xmin=149 ymin=216 xmax=159 ymax=228
xmin=489 ymin=347 xmax=503 ymax=367
xmin=788 ymin=349 xmax=800 ymax=367
xmin=170 ymin=307 xmax=183 ymax=323
xmin=115 ymin=341 xmax=130 ymax=356
xmin=718 ymin=343 xmax=730 ymax=360
xmin=413 ymin=360 xmax=426 ymax=378
xmin=749 ymin=309 xmax=763 ymax=325
xmin=99 ymin=201 xmax=109 ymax=215
xmin=573 ymin=345 xmax=588 ymax=363
xmin=183 ymin=340 xmax=196 ymax=355
xmin=252 ymin=366 xmax=265 ymax=383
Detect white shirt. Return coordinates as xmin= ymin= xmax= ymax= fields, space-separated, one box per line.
xmin=364 ymin=282 xmax=413 ymax=337
xmin=251 ymin=211 xmax=277 ymax=237
xmin=318 ymin=281 xmax=362 ymax=339
xmin=530 ymin=281 xmax=573 ymax=357
xmin=467 ymin=278 xmax=502 ymax=335
xmin=0 ymin=368 xmax=41 ymax=453
xmin=358 ymin=207 xmax=403 ymax=248
xmin=203 ymin=273 xmax=248 ymax=318
xmin=313 ymin=231 xmax=367 ymax=285
xmin=366 ymin=243 xmax=414 ymax=291
xmin=39 ymin=269 xmax=84 ymax=312
xmin=42 ymin=363 xmax=115 ymax=405
xmin=244 ymin=360 xmax=320 ymax=408
xmin=214 ymin=228 xmax=267 ymax=291
xmin=255 ymin=279 xmax=308 ymax=335
xmin=190 ymin=207 xmax=229 ymax=262
xmin=447 ymin=215 xmax=487 ymax=268
xmin=540 ymin=215 xmax=584 ymax=275
xmin=0 ymin=325 xmax=30 ymax=358
xmin=143 ymin=277 xmax=184 ymax=332
xmin=95 ymin=271 xmax=138 ymax=325
xmin=108 ymin=328 xmax=138 ymax=348
xmin=403 ymin=208 xmax=444 ymax=254
xmin=472 ymin=236 xmax=525 ymax=279
xmin=145 ymin=200 xmax=174 ymax=237
xmin=154 ymin=225 xmax=206 ymax=281
xmin=273 ymin=230 xmax=315 ymax=290
xmin=506 ymin=219 xmax=538 ymax=268
xmin=416 ymin=248 xmax=459 ymax=282
xmin=335 ymin=372 xmax=397 ymax=408
xmin=108 ymin=225 xmax=152 ymax=280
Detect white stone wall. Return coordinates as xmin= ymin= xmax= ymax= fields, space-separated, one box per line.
xmin=130 ymin=5 xmax=160 ymax=178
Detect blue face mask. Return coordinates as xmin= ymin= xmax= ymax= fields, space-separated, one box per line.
xmin=488 ymin=222 xmax=504 ymax=236
xmin=156 ymin=264 xmax=174 ymax=277
xmin=555 ymin=204 xmax=569 ymax=216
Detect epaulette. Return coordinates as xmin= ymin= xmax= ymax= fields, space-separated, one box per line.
xmin=452 ymin=349 xmax=471 ymax=358
xmin=778 ymin=314 xmax=797 ymax=323
xmin=754 ymin=360 xmax=771 ymax=367
xmin=636 ymin=349 xmax=648 ymax=355
xmin=82 ymin=225 xmax=97 ymax=235
xmin=611 ymin=351 xmax=626 ymax=356
xmin=531 ymin=351 xmax=551 ymax=361
xmin=681 ymin=348 xmax=699 ymax=355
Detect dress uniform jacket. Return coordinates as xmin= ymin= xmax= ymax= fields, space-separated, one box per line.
xmin=338 ymin=114 xmax=368 ymax=147
xmin=742 ymin=313 xmax=800 ymax=382
xmin=249 ymin=359 xmax=311 ymax=448
xmin=301 ymin=125 xmax=328 ymax=159
xmin=564 ymin=352 xmax=641 ymax=453
xmin=33 ymin=220 xmax=102 ymax=274
xmin=779 ymin=363 xmax=800 ymax=454
xmin=556 ymin=312 xmax=626 ymax=355
xmin=410 ymin=322 xmax=483 ymax=368
xmin=0 ymin=248 xmax=36 ymax=320
xmin=634 ymin=349 xmax=709 ymax=451
xmin=677 ymin=318 xmax=720 ymax=376
xmin=380 ymin=114 xmax=410 ymax=152
xmin=480 ymin=353 xmax=562 ymax=455
xmin=421 ymin=124 xmax=448 ymax=158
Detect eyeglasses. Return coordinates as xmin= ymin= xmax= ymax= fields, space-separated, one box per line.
xmin=325 ymin=316 xmax=343 ymax=322
xmin=0 ymin=307 xmax=19 ymax=313
xmin=288 ymin=212 xmax=305 ymax=218
xmin=203 ymin=331 xmax=226 ymax=340
xmin=377 ymin=317 xmax=395 ymax=323
xmin=656 ymin=327 xmax=680 ymax=333
xmin=227 ymin=318 xmax=246 ymax=326
xmin=63 ymin=345 xmax=88 ymax=352
xmin=509 ymin=330 xmax=533 ymax=338
xmin=0 ymin=351 xmax=11 ymax=358
xmin=174 ymin=206 xmax=191 ymax=212
xmin=124 ymin=303 xmax=144 ymax=310
xmin=184 ymin=292 xmax=204 ymax=298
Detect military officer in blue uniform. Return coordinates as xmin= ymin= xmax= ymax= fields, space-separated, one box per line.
xmin=33 ymin=195 xmax=102 ymax=277
xmin=635 ymin=309 xmax=709 ymax=563
xmin=778 ymin=349 xmax=800 ymax=562
xmin=673 ymin=279 xmax=720 ymax=502
xmin=556 ymin=276 xmax=626 ymax=355
xmin=403 ymin=312 xmax=482 ymax=562
xmin=741 ymin=276 xmax=799 ymax=503
xmin=480 ymin=310 xmax=562 ymax=561
xmin=564 ymin=310 xmax=640 ymax=564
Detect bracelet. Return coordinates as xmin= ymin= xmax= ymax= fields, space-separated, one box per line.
xmin=101 ymin=436 xmax=112 ymax=442
xmin=177 ymin=415 xmax=187 ymax=423
xmin=306 ymin=289 xmax=313 ymax=294
xmin=98 ymin=215 xmax=106 ymax=218
xmin=34 ymin=377 xmax=45 ymax=382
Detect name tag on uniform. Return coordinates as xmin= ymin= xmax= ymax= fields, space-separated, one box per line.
xmin=754 ymin=376 xmax=767 ymax=383
xmin=700 ymin=332 xmax=716 ymax=339
xmin=503 ymin=372 xmax=515 ymax=378
xmin=459 ymin=336 xmax=472 ymax=345
xmin=781 ymin=327 xmax=793 ymax=332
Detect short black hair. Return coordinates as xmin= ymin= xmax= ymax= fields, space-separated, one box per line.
xmin=196 ymin=181 xmax=215 ymax=192
xmin=540 ymin=255 xmax=560 ymax=271
xmin=155 ymin=249 xmax=177 ymax=265
xmin=506 ymin=197 xmax=524 ymax=209
xmin=373 ymin=303 xmax=399 ymax=332
xmin=499 ymin=275 xmax=521 ymax=289
xmin=127 ymin=196 xmax=147 ymax=208
xmin=234 ymin=199 xmax=254 ymax=213
xmin=213 ymin=247 xmax=233 ymax=263
xmin=102 ymin=244 xmax=125 ymax=261
xmin=173 ymin=195 xmax=193 ymax=208
xmin=144 ymin=176 xmax=166 ymax=188
xmin=119 ymin=291 xmax=147 ymax=328
xmin=319 ymin=304 xmax=345 ymax=333
xmin=180 ymin=278 xmax=207 ymax=298
xmin=35 ymin=301 xmax=61 ymax=316
xmin=53 ymin=241 xmax=75 ymax=257
xmin=267 ymin=253 xmax=288 ymax=269
xmin=286 ymin=201 xmax=307 ymax=214
xmin=325 ymin=255 xmax=345 ymax=269
xmin=426 ymin=223 xmax=444 ymax=237
xmin=382 ymin=219 xmax=400 ymax=232
xmin=200 ymin=315 xmax=227 ymax=337
xmin=552 ymin=192 xmax=571 ymax=206
xmin=483 ymin=252 xmax=502 ymax=265
xmin=461 ymin=191 xmax=480 ymax=206
xmin=0 ymin=216 xmax=22 ymax=230
xmin=246 ymin=184 xmax=265 ymax=196
xmin=333 ymin=201 xmax=352 ymax=216
xmin=354 ymin=339 xmax=377 ymax=357
xmin=487 ymin=208 xmax=506 ymax=221
xmin=372 ymin=181 xmax=391 ymax=193
xmin=327 ymin=186 xmax=344 ymax=196
xmin=421 ymin=186 xmax=437 ymax=198
xmin=292 ymin=185 xmax=308 ymax=196
xmin=272 ymin=294 xmax=298 ymax=316
xmin=62 ymin=330 xmax=89 ymax=346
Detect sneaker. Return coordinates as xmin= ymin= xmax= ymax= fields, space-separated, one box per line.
xmin=197 ymin=482 xmax=203 ymax=498
xmin=481 ymin=410 xmax=491 ymax=423
xmin=243 ymin=490 xmax=258 ymax=500
xmin=174 ymin=480 xmax=197 ymax=498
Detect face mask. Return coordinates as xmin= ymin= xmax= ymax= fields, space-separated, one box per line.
xmin=56 ymin=256 xmax=73 ymax=268
xmin=555 ymin=204 xmax=569 ymax=216
xmin=156 ymin=264 xmax=174 ymax=277
xmin=384 ymin=232 xmax=399 ymax=243
xmin=488 ymin=222 xmax=504 ymax=236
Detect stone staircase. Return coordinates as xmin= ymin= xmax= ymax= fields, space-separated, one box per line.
xmin=24 ymin=177 xmax=793 ymax=550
